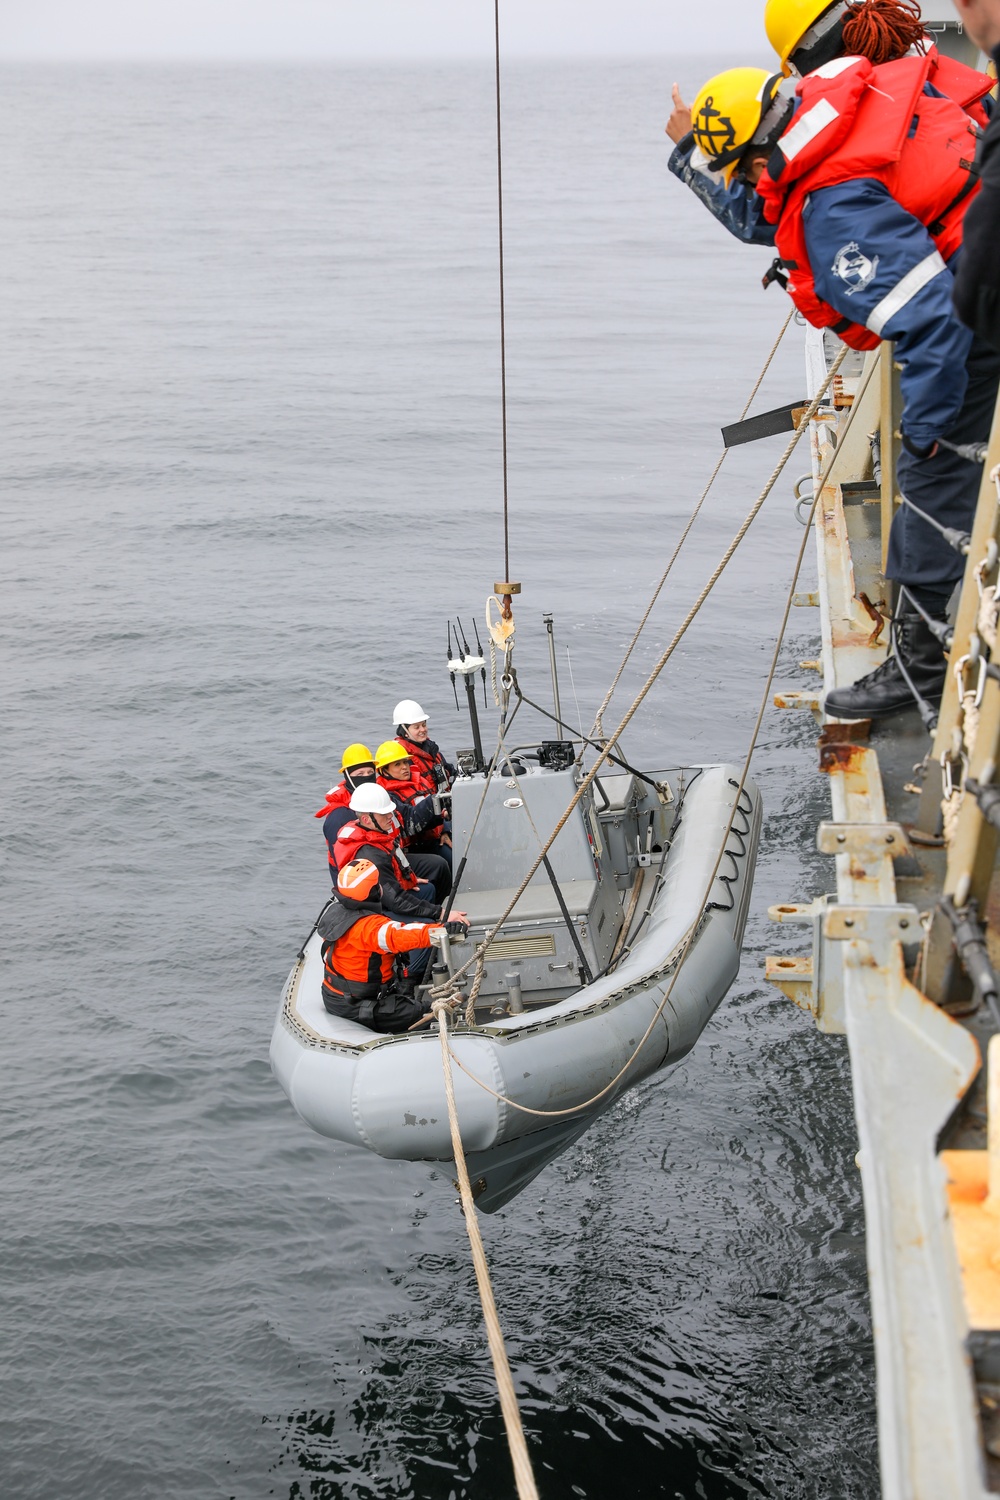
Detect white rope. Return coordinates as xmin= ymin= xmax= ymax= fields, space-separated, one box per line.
xmin=432 ymin=1001 xmax=539 ymax=1500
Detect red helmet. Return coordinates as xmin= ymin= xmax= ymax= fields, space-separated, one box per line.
xmin=337 ymin=858 xmax=381 ymax=904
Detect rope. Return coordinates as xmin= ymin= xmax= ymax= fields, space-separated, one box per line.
xmin=842 ymin=0 xmax=927 ymax=64
xmin=445 ymin=341 xmax=848 ymax=1003
xmin=445 ymin=375 xmax=839 ymax=1120
xmin=432 ymin=1001 xmax=539 ymax=1500
xmin=494 ymin=0 xmax=510 ymax=582
xmin=592 ymin=308 xmax=794 ymax=738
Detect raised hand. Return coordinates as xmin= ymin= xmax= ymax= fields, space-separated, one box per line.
xmin=665 ymin=82 xmax=693 ymax=145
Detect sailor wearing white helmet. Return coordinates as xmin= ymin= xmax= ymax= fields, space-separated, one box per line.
xmin=391 ymin=699 xmax=458 ymax=795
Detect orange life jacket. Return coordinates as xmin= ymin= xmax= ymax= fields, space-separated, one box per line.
xmin=333 ymin=818 xmax=419 ymax=890
xmin=757 ymin=53 xmax=988 ymax=348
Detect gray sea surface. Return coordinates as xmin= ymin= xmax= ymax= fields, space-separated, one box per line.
xmin=1 ymin=58 xmax=877 ymax=1498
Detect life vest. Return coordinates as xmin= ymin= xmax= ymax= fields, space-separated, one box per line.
xmin=377 ymin=772 xmax=444 ymax=846
xmin=397 ymin=733 xmax=453 ymax=792
xmin=757 ymin=53 xmax=987 ymax=349
xmin=314 ymin=782 xmax=352 ymax=820
xmin=333 ymin=818 xmax=419 ymax=890
xmin=319 ymin=901 xmax=433 ymax=1013
xmin=925 ymin=46 xmax=994 ymax=131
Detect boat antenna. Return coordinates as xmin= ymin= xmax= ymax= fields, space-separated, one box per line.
xmin=447 ymin=621 xmax=460 ymax=710
xmin=542 ymin=613 xmax=564 ymax=738
xmin=473 ymin=618 xmax=488 ymax=707
xmin=448 ymin=614 xmax=487 ymax=772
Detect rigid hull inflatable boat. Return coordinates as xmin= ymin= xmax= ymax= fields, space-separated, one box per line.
xmin=270 ymin=756 xmax=762 ymax=1211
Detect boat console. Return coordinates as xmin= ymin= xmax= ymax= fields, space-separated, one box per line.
xmin=449 ymin=760 xmax=677 ymax=1008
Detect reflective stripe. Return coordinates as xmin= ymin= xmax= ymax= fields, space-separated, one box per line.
xmin=780 ymin=99 xmax=840 ymax=161
xmin=865 ymin=251 xmax=947 ymax=335
xmin=811 ymin=56 xmax=864 ymax=79
xmin=376 ymin=921 xmax=395 ymax=952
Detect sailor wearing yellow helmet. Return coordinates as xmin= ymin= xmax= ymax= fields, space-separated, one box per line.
xmin=315 ymin=742 xmax=380 ymax=877
xmin=665 ymin=0 xmax=992 ymax=243
xmin=668 ymin=49 xmax=1000 ymax=720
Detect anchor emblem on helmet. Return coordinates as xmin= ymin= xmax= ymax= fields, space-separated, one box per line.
xmin=693 ymin=96 xmax=737 ymax=158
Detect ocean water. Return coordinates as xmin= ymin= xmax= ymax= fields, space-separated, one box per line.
xmin=1 ymin=59 xmax=877 ymax=1498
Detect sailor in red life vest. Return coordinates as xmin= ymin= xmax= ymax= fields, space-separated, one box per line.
xmin=391 ymin=698 xmax=457 ymax=856
xmin=684 ymin=54 xmax=1000 ymax=721
xmin=666 ymin=0 xmax=993 ymax=248
xmin=374 ymin=737 xmax=452 ymax=871
xmin=315 ymin=742 xmax=379 ymax=874
xmin=334 ymin=781 xmax=453 ymax=913
xmin=391 ymin=699 xmax=457 ymax=793
xmin=318 ymin=858 xmax=468 ymax=1032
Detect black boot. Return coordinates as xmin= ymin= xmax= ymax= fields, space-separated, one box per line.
xmin=823 ymin=608 xmax=948 ymax=721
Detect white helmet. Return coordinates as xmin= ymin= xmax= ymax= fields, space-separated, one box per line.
xmin=393 ymin=698 xmax=427 ymax=727
xmin=349 ymin=783 xmax=396 ymax=815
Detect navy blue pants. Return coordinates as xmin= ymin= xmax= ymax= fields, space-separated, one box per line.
xmin=888 ymin=334 xmax=1000 ymax=607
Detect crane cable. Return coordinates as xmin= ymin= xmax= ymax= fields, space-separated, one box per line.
xmin=494 ymin=0 xmax=511 ymax=583
xmin=592 ymin=307 xmax=795 ymax=739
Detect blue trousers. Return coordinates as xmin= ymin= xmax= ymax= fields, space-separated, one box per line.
xmin=888 ymin=334 xmax=1000 ymax=605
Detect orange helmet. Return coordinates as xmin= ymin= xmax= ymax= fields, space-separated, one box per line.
xmin=337 ymin=858 xmax=381 ymax=904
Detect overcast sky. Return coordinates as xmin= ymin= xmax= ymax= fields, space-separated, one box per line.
xmin=3 ymin=1 xmax=768 ymax=61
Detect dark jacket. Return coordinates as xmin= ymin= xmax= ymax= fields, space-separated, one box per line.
xmin=344 ymin=837 xmax=440 ymax=920
xmin=953 ymin=43 xmax=1000 ymax=353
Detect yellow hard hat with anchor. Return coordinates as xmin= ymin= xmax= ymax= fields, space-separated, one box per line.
xmin=690 ymin=68 xmax=791 ymax=184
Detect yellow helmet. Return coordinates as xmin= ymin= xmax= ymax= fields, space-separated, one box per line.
xmin=374 ymin=739 xmax=410 ymax=770
xmin=765 ymin=0 xmax=845 ymax=75
xmin=690 ymin=69 xmax=786 ymax=184
xmin=341 ymin=742 xmax=375 ymax=772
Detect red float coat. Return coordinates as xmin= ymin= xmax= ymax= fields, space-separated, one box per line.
xmin=756 ymin=52 xmax=990 ymax=349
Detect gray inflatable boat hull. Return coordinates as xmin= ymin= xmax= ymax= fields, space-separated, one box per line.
xmin=270 ymin=764 xmax=761 ymax=1210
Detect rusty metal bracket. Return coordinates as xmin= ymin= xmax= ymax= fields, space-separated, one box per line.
xmin=824 ymin=904 xmax=920 ymax=943
xmin=817 ymin=821 xmax=912 ymax=860
xmin=767 ymin=899 xmax=920 ymax=1033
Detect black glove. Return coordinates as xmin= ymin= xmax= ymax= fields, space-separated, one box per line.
xmin=445 ymin=920 xmax=469 ymax=938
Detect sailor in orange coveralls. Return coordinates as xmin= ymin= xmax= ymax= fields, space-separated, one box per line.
xmin=318 ymin=859 xmax=468 ymax=1032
